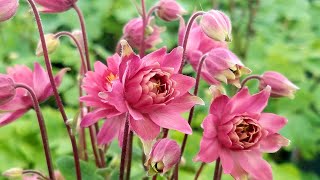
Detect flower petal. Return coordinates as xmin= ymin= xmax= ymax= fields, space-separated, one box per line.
xmin=209 ymin=95 xmax=229 ymax=118
xmin=260 ymin=134 xmax=290 ymax=153
xmin=259 ymin=113 xmax=287 ymax=133
xmin=33 ymin=62 xmax=50 ymax=98
xmin=194 ymin=138 xmax=219 ymax=163
xmin=220 ymin=148 xmax=234 ymax=174
xmin=97 ymin=114 xmax=125 ymax=145
xmin=80 ymin=108 xmax=121 ymax=127
xmin=202 ymin=114 xmax=218 ymax=138
xmin=160 ymin=47 xmax=183 ymax=73
xmin=171 ymin=74 xmax=195 ymax=96
xmin=166 ymin=93 xmax=204 ymax=113
xmin=0 ymin=109 xmax=28 ymax=127
xmin=129 ymin=116 xmax=160 ymax=140
xmin=107 ymin=80 xmax=127 ymax=112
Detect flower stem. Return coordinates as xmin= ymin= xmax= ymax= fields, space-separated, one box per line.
xmin=25 ymin=1 xmax=82 ymax=179
xmin=195 ymin=163 xmax=206 ymax=180
xmin=238 ymin=75 xmax=262 ymax=92
xmin=179 ymin=11 xmax=205 ymax=73
xmin=89 ymin=126 xmax=102 ymax=167
xmin=139 ymin=0 xmax=147 ymax=57
xmin=23 ymin=170 xmax=49 ymax=180
xmin=146 ymin=5 xmax=159 ymax=20
xmin=213 ymin=158 xmax=221 ymax=180
xmin=120 ymin=114 xmax=130 ymax=180
xmin=125 ymin=131 xmax=134 ymax=180
xmin=73 ymin=3 xmax=91 ymax=71
xmin=15 ymin=84 xmax=55 ymax=180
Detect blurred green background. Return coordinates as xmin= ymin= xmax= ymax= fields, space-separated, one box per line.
xmin=0 ymin=0 xmax=320 ymax=179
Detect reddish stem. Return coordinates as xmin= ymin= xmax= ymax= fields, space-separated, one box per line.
xmin=195 ymin=163 xmax=206 ymax=180
xmin=238 ymin=75 xmax=262 ymax=92
xmin=89 ymin=126 xmax=101 ymax=167
xmin=15 ymin=84 xmax=55 ymax=180
xmin=213 ymin=158 xmax=222 ymax=180
xmin=25 ymin=1 xmax=82 ymax=179
xmin=23 ymin=170 xmax=49 ymax=180
xmin=146 ymin=5 xmax=159 ymax=20
xmin=139 ymin=0 xmax=147 ymax=57
xmin=125 ymin=131 xmax=134 ymax=180
xmin=119 ymin=114 xmax=130 ymax=180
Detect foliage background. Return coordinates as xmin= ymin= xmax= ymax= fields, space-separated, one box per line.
xmin=0 ymin=0 xmax=320 ymax=179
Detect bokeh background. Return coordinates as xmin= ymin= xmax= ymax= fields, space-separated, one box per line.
xmin=0 ymin=0 xmax=319 ymax=179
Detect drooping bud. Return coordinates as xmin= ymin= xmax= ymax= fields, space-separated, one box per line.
xmin=34 ymin=0 xmax=77 ymax=13
xmin=120 ymin=40 xmax=134 ymax=57
xmin=0 ymin=0 xmax=19 ymax=22
xmin=0 ymin=74 xmax=16 ymax=106
xmin=145 ymin=138 xmax=180 ymax=176
xmin=36 ymin=34 xmax=60 ymax=57
xmin=259 ymin=71 xmax=299 ymax=99
xmin=71 ymin=29 xmax=85 ymax=52
xmin=155 ymin=0 xmax=186 ymax=21
xmin=200 ymin=10 xmax=232 ymax=42
xmin=2 ymin=168 xmax=23 ymax=178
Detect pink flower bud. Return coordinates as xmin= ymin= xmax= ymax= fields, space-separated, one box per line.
xmin=146 ymin=138 xmax=180 ymax=176
xmin=0 ymin=0 xmax=19 ymax=22
xmin=156 ymin=0 xmax=186 ymax=21
xmin=200 ymin=10 xmax=232 ymax=42
xmin=259 ymin=71 xmax=299 ymax=99
xmin=0 ymin=74 xmax=16 ymax=106
xmin=34 ymin=0 xmax=77 ymax=13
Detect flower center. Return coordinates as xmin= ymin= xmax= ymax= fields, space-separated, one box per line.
xmin=151 ymin=161 xmax=164 ymax=173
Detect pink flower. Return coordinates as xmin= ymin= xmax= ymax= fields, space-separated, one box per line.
xmin=123 ymin=17 xmax=164 ymax=50
xmin=200 ymin=10 xmax=232 ymax=42
xmin=145 ymin=138 xmax=180 ymax=175
xmin=201 ymin=48 xmax=251 ymax=87
xmin=34 ymin=0 xmax=77 ymax=13
xmin=23 ymin=171 xmax=64 ymax=180
xmin=80 ymin=41 xmax=203 ymax=145
xmin=0 ymin=0 xmax=19 ymax=22
xmin=178 ymin=19 xmax=227 ymax=71
xmin=0 ymin=74 xmax=16 ymax=106
xmin=155 ymin=0 xmax=186 ymax=21
xmin=260 ymin=71 xmax=299 ymax=99
xmin=195 ymin=87 xmax=290 ymax=180
xmin=0 ymin=63 xmax=68 ymax=127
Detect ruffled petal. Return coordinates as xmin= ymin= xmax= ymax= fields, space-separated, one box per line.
xmin=259 ymin=113 xmax=287 ymax=133
xmin=0 ymin=109 xmax=28 ymax=127
xmin=260 ymin=134 xmax=290 ymax=153
xmin=160 ymin=47 xmax=183 ymax=73
xmin=129 ymin=116 xmax=160 ymax=140
xmin=194 ymin=138 xmax=219 ymax=163
xmin=97 ymin=114 xmax=126 ymax=145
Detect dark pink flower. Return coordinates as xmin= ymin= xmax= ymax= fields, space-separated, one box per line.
xmin=0 ymin=74 xmax=16 ymax=106
xmin=0 ymin=63 xmax=68 ymax=126
xmin=145 ymin=138 xmax=180 ymax=175
xmin=155 ymin=0 xmax=186 ymax=21
xmin=195 ymin=87 xmax=290 ymax=180
xmin=259 ymin=71 xmax=299 ymax=99
xmin=34 ymin=0 xmax=77 ymax=13
xmin=0 ymin=0 xmax=19 ymax=22
xmin=123 ymin=17 xmax=164 ymax=50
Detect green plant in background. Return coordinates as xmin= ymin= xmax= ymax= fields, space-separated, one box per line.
xmin=0 ymin=0 xmax=319 ymax=180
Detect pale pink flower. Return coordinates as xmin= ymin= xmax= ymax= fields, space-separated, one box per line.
xmin=0 ymin=0 xmax=19 ymax=22
xmin=155 ymin=0 xmax=186 ymax=21
xmin=34 ymin=0 xmax=77 ymax=13
xmin=22 ymin=171 xmax=64 ymax=180
xmin=201 ymin=48 xmax=251 ymax=87
xmin=200 ymin=10 xmax=232 ymax=42
xmin=145 ymin=138 xmax=180 ymax=175
xmin=0 ymin=74 xmax=16 ymax=106
xmin=195 ymin=87 xmax=290 ymax=180
xmin=123 ymin=17 xmax=164 ymax=50
xmin=0 ymin=63 xmax=68 ymax=126
xmin=259 ymin=71 xmax=299 ymax=99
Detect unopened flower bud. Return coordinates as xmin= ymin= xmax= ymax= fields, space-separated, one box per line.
xmin=0 ymin=0 xmax=19 ymax=22
xmin=2 ymin=168 xmax=23 ymax=178
xmin=36 ymin=34 xmax=60 ymax=57
xmin=259 ymin=71 xmax=299 ymax=99
xmin=71 ymin=30 xmax=85 ymax=52
xmin=0 ymin=74 xmax=16 ymax=106
xmin=200 ymin=10 xmax=232 ymax=42
xmin=156 ymin=0 xmax=186 ymax=21
xmin=146 ymin=138 xmax=180 ymax=176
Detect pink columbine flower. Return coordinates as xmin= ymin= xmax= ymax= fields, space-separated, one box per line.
xmin=201 ymin=48 xmax=251 ymax=87
xmin=23 ymin=171 xmax=64 ymax=180
xmin=34 ymin=0 xmax=77 ymax=13
xmin=80 ymin=41 xmax=203 ymax=145
xmin=0 ymin=63 xmax=68 ymax=126
xmin=200 ymin=10 xmax=232 ymax=42
xmin=0 ymin=74 xmax=16 ymax=106
xmin=145 ymin=138 xmax=180 ymax=175
xmin=123 ymin=17 xmax=164 ymax=50
xmin=194 ymin=87 xmax=290 ymax=180
xmin=178 ymin=19 xmax=227 ymax=71
xmin=155 ymin=0 xmax=186 ymax=21
xmin=259 ymin=71 xmax=299 ymax=99
xmin=0 ymin=0 xmax=19 ymax=22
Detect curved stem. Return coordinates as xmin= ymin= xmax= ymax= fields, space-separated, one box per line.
xmin=15 ymin=84 xmax=55 ymax=180
xmin=172 ymin=55 xmax=207 ymax=179
xmin=25 ymin=1 xmax=82 ymax=179
xmin=238 ymin=75 xmax=262 ymax=92
xmin=125 ymin=131 xmax=134 ymax=180
xmin=195 ymin=163 xmax=205 ymax=180
xmin=139 ymin=0 xmax=147 ymax=57
xmin=179 ymin=11 xmax=205 ymax=73
xmin=146 ymin=5 xmax=159 ymax=20
xmin=119 ymin=113 xmax=130 ymax=180
xmin=73 ymin=4 xmax=91 ymax=71
xmin=213 ymin=158 xmax=221 ymax=180
xmin=23 ymin=170 xmax=49 ymax=180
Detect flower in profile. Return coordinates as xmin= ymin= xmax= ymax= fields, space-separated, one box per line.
xmin=2 ymin=168 xmax=23 ymax=178
xmin=0 ymin=74 xmax=16 ymax=106
xmin=22 ymin=171 xmax=65 ymax=180
xmin=155 ymin=0 xmax=186 ymax=21
xmin=36 ymin=34 xmax=60 ymax=57
xmin=178 ymin=19 xmax=227 ymax=71
xmin=201 ymin=48 xmax=251 ymax=87
xmin=0 ymin=0 xmax=19 ymax=22
xmin=145 ymin=138 xmax=180 ymax=176
xmin=34 ymin=0 xmax=77 ymax=13
xmin=200 ymin=10 xmax=232 ymax=42
xmin=0 ymin=63 xmax=68 ymax=126
xmin=259 ymin=71 xmax=299 ymax=99
xmin=194 ymin=87 xmax=290 ymax=179
xmin=123 ymin=17 xmax=164 ymax=50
